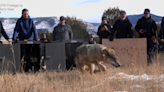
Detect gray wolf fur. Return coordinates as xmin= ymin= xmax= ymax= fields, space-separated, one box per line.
xmin=75 ymin=44 xmax=121 ymax=75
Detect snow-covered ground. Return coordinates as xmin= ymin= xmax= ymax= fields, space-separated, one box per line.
xmin=109 ymin=72 xmax=164 ymax=92
xmin=109 ymin=72 xmax=164 ymax=81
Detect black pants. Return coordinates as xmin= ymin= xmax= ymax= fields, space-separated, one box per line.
xmin=147 ymin=37 xmax=154 ymax=64
xmin=21 ymin=44 xmax=33 ymax=62
xmin=21 ymin=44 xmax=32 ymax=71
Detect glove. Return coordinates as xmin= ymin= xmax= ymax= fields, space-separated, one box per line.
xmin=101 ymin=26 xmax=106 ymax=31
xmin=109 ymin=37 xmax=113 ymax=41
xmin=12 ymin=39 xmax=17 ymax=44
xmin=151 ymin=35 xmax=156 ymax=41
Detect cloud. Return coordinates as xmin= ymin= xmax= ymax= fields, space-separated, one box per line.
xmin=75 ymin=0 xmax=106 ymax=5
xmin=0 ymin=0 xmax=164 ymax=23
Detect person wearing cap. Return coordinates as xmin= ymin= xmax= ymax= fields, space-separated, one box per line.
xmin=88 ymin=35 xmax=96 ymax=44
xmin=52 ymin=16 xmax=73 ymax=41
xmin=109 ymin=10 xmax=133 ymax=41
xmin=135 ymin=8 xmax=157 ymax=64
xmin=97 ymin=16 xmax=111 ymax=44
xmin=158 ymin=17 xmax=164 ymax=43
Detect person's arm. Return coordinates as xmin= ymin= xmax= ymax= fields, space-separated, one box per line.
xmin=97 ymin=26 xmax=102 ymax=36
xmin=32 ymin=20 xmax=38 ymax=40
xmin=110 ymin=21 xmax=117 ymax=39
xmin=152 ymin=20 xmax=157 ymax=36
xmin=159 ymin=19 xmax=163 ymax=38
xmin=0 ymin=21 xmax=9 ymax=40
xmin=47 ymin=38 xmax=51 ymax=43
xmin=52 ymin=27 xmax=56 ymax=41
xmin=135 ymin=20 xmax=141 ymax=33
xmin=12 ymin=20 xmax=20 ymax=40
xmin=159 ymin=29 xmax=162 ymax=38
xmin=106 ymin=25 xmax=111 ymax=34
xmin=68 ymin=25 xmax=73 ymax=39
xmin=128 ymin=22 xmax=133 ymax=38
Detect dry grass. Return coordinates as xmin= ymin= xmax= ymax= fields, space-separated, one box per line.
xmin=1 ymin=54 xmax=164 ymax=92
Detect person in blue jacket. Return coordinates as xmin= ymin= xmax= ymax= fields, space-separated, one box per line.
xmin=12 ymin=9 xmax=38 ymax=41
xmin=12 ymin=8 xmax=39 ymax=71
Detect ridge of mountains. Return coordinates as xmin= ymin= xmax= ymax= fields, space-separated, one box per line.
xmin=127 ymin=14 xmax=162 ymax=25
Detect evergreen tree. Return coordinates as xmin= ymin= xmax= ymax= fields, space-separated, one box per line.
xmin=102 ymin=7 xmax=121 ymax=26
xmin=65 ymin=16 xmax=90 ymax=41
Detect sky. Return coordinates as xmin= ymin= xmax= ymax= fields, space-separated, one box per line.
xmin=0 ymin=0 xmax=163 ymax=23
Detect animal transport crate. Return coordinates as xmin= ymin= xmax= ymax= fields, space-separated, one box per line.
xmin=0 ymin=41 xmax=44 ymax=73
xmin=102 ymin=38 xmax=147 ymax=66
xmin=0 ymin=40 xmax=87 ymax=73
xmin=45 ymin=40 xmax=87 ymax=71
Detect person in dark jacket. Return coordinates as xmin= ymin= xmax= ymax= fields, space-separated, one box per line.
xmin=52 ymin=16 xmax=73 ymax=41
xmin=0 ymin=21 xmax=11 ymax=42
xmin=159 ymin=17 xmax=164 ymax=42
xmin=97 ymin=16 xmax=111 ymax=44
xmin=40 ymin=33 xmax=51 ymax=43
xmin=12 ymin=9 xmax=39 ymax=71
xmin=135 ymin=8 xmax=157 ymax=64
xmin=109 ymin=10 xmax=133 ymax=41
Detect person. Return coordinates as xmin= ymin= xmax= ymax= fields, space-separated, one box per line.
xmin=135 ymin=8 xmax=157 ymax=64
xmin=12 ymin=8 xmax=39 ymax=71
xmin=97 ymin=16 xmax=111 ymax=44
xmin=40 ymin=33 xmax=51 ymax=43
xmin=39 ymin=33 xmax=51 ymax=70
xmin=53 ymin=16 xmax=73 ymax=70
xmin=88 ymin=35 xmax=96 ymax=44
xmin=12 ymin=9 xmax=38 ymax=41
xmin=52 ymin=16 xmax=73 ymax=41
xmin=159 ymin=17 xmax=164 ymax=42
xmin=109 ymin=10 xmax=133 ymax=41
xmin=0 ymin=20 xmax=11 ymax=43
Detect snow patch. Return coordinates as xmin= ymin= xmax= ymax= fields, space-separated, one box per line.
xmin=109 ymin=72 xmax=164 ymax=81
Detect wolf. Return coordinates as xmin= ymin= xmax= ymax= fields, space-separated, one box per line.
xmin=75 ymin=44 xmax=121 ymax=75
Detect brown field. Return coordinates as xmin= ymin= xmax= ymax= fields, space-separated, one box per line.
xmin=0 ymin=53 xmax=164 ymax=92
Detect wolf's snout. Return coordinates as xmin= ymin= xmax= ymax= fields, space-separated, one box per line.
xmin=116 ymin=64 xmax=121 ymax=67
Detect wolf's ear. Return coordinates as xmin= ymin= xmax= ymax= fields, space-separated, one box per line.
xmin=105 ymin=49 xmax=116 ymax=55
xmin=101 ymin=49 xmax=107 ymax=57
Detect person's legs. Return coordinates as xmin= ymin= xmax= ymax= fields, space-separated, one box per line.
xmin=147 ymin=37 xmax=154 ymax=64
xmin=24 ymin=44 xmax=32 ymax=71
xmin=21 ymin=44 xmax=26 ymax=58
xmin=99 ymin=37 xmax=102 ymax=44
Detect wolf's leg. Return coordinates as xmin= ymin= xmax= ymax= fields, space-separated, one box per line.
xmin=75 ymin=58 xmax=85 ymax=74
xmin=99 ymin=63 xmax=106 ymax=71
xmin=79 ymin=64 xmax=85 ymax=74
xmin=89 ymin=64 xmax=95 ymax=75
xmin=94 ymin=63 xmax=106 ymax=73
xmin=94 ymin=60 xmax=103 ymax=72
